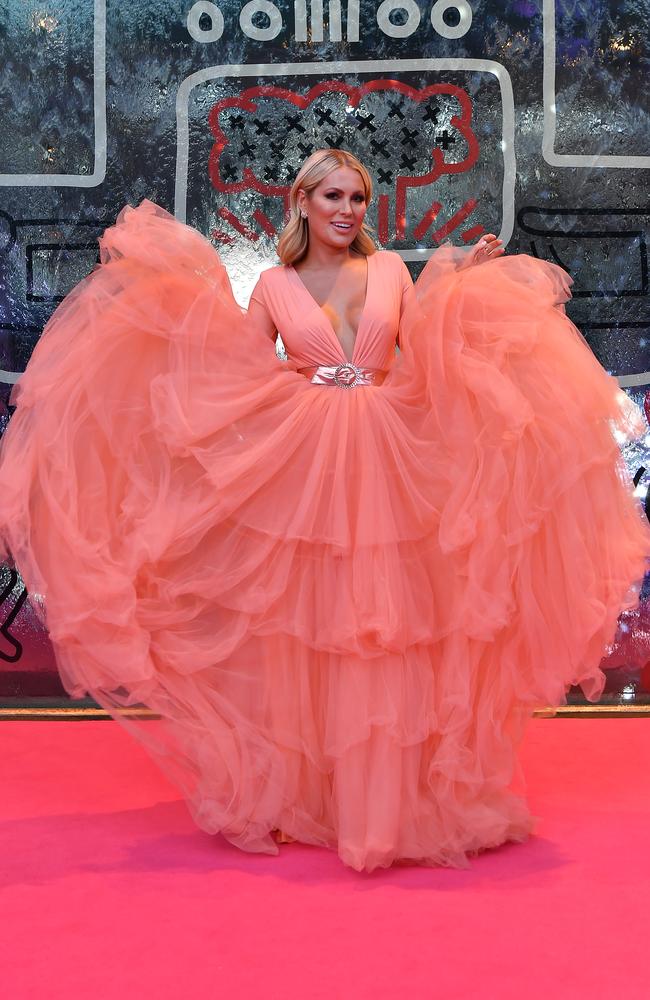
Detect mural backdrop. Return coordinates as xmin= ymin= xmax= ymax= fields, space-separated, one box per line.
xmin=0 ymin=0 xmax=648 ymax=706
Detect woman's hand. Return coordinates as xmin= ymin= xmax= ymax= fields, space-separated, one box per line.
xmin=468 ymin=233 xmax=505 ymax=267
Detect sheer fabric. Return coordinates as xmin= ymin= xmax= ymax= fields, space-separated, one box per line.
xmin=0 ymin=201 xmax=647 ymax=871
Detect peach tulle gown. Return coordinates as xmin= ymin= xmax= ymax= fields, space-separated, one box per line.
xmin=0 ymin=200 xmax=648 ymax=872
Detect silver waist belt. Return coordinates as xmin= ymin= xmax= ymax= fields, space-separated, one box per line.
xmin=298 ymin=363 xmax=388 ymax=389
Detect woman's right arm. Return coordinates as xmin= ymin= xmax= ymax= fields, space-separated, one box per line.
xmin=247 ymin=278 xmax=278 ymax=342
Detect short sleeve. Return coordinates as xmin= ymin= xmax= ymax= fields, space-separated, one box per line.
xmin=396 ymin=255 xmax=417 ymax=322
xmin=248 ymin=272 xmax=267 ymax=309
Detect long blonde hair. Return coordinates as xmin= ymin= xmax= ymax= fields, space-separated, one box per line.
xmin=277 ymin=149 xmax=376 ymax=266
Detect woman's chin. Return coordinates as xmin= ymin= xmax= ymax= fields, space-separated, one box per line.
xmin=318 ymin=228 xmax=358 ymax=248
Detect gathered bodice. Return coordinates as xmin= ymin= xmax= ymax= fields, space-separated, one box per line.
xmin=249 ymin=250 xmax=415 ymax=372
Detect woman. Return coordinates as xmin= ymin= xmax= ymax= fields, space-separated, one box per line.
xmin=0 ymin=149 xmax=647 ymax=872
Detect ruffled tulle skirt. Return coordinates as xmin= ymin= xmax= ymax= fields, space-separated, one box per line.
xmin=0 ymin=202 xmax=647 ymax=870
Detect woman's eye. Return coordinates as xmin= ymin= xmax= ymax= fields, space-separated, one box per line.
xmin=325 ymin=192 xmax=365 ymax=201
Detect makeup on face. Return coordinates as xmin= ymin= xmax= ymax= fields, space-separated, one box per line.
xmin=300 ymin=167 xmax=367 ymax=248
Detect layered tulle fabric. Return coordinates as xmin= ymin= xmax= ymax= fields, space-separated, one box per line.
xmin=0 ymin=201 xmax=647 ymax=871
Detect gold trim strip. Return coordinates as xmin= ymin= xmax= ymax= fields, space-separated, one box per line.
xmin=541 ymin=705 xmax=650 ymax=717
xmin=1 ymin=705 xmax=650 ymax=721
xmin=0 ymin=707 xmax=159 ymax=720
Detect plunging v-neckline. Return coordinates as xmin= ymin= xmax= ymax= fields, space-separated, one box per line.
xmin=288 ymin=255 xmax=371 ymax=363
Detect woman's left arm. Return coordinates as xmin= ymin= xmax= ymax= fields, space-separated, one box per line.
xmin=396 ymin=253 xmax=417 ymax=349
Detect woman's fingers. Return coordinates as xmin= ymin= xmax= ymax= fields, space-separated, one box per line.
xmin=483 ymin=234 xmax=503 ymax=252
xmin=473 ymin=234 xmax=505 ymax=264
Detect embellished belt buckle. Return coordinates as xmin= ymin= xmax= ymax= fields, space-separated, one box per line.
xmin=333 ymin=362 xmax=362 ymax=389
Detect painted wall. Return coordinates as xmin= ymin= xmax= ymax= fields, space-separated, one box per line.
xmin=0 ymin=0 xmax=648 ymax=703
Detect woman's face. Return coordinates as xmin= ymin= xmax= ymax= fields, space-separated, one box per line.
xmin=298 ymin=166 xmax=368 ymax=252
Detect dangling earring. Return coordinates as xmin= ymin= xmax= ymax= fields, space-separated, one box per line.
xmin=301 ymin=211 xmax=307 ymax=220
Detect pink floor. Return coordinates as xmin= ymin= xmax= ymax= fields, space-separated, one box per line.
xmin=1 ymin=718 xmax=649 ymax=999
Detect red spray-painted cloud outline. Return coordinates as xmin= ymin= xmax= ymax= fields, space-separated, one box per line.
xmin=208 ymin=80 xmax=480 ymax=241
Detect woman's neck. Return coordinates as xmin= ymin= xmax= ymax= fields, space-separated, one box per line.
xmin=298 ymin=243 xmax=360 ymax=270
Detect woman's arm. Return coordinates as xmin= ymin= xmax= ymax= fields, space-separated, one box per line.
xmin=247 ymin=278 xmax=278 ymax=342
xmin=396 ymin=254 xmax=416 ymax=349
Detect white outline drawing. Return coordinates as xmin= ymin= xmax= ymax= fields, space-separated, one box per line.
xmin=430 ymin=1 xmax=472 ymax=40
xmin=0 ymin=0 xmax=107 ymax=188
xmin=174 ymin=57 xmax=517 ymax=256
xmin=543 ymin=0 xmax=650 ymax=169
xmin=618 ymin=373 xmax=650 ymax=388
xmin=187 ymin=2 xmax=225 ymax=43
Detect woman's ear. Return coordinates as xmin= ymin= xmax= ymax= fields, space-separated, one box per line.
xmin=296 ymin=188 xmax=307 ymax=214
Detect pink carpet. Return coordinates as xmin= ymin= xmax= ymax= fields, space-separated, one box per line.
xmin=1 ymin=718 xmax=649 ymax=998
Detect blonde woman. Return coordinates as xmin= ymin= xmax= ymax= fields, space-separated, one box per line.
xmin=0 ymin=149 xmax=647 ymax=872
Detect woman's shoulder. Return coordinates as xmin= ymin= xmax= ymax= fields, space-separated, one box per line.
xmin=372 ymin=249 xmax=413 ymax=287
xmin=259 ymin=252 xmax=405 ymax=277
xmin=256 ymin=262 xmax=291 ymax=286
xmin=372 ymin=248 xmax=410 ymax=270
xmin=251 ymin=264 xmax=286 ymax=298
xmin=278 ymin=250 xmax=404 ymax=280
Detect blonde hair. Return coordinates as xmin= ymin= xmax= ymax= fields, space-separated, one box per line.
xmin=277 ymin=148 xmax=376 ymax=266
